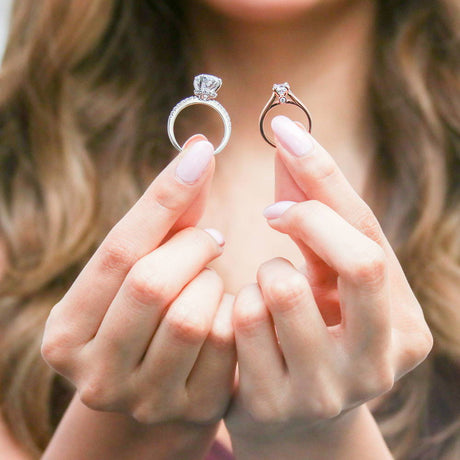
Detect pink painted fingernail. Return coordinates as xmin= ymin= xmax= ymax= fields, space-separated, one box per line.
xmin=263 ymin=201 xmax=296 ymax=219
xmin=176 ymin=141 xmax=214 ymax=184
xmin=271 ymin=115 xmax=314 ymax=157
xmin=182 ymin=134 xmax=208 ymax=150
xmin=204 ymin=228 xmax=225 ymax=247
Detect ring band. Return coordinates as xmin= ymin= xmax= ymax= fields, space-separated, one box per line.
xmin=259 ymin=82 xmax=312 ymax=147
xmin=168 ymin=74 xmax=231 ymax=155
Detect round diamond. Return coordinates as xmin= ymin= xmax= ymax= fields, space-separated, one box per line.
xmin=273 ymin=82 xmax=290 ymax=98
xmin=194 ymin=74 xmax=222 ymax=100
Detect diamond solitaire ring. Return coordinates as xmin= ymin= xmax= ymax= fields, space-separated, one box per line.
xmin=259 ymin=82 xmax=312 ymax=147
xmin=168 ymin=74 xmax=231 ymax=155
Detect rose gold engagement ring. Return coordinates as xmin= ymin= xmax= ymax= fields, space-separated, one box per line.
xmin=259 ymin=82 xmax=312 ymax=147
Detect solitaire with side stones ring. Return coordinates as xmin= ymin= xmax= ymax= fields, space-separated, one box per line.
xmin=259 ymin=82 xmax=312 ymax=147
xmin=167 ymin=74 xmax=231 ymax=155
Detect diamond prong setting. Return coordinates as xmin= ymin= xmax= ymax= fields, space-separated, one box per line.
xmin=273 ymin=82 xmax=290 ymax=103
xmin=194 ymin=74 xmax=222 ymax=101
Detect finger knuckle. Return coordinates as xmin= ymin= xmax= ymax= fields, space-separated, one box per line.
xmin=263 ymin=274 xmax=307 ymax=312
xmin=187 ymin=400 xmax=226 ymax=425
xmin=199 ymin=267 xmax=224 ymax=291
xmin=152 ymin=181 xmax=189 ymax=214
xmin=41 ymin=327 xmax=75 ymax=373
xmin=207 ymin=321 xmax=235 ymax=350
xmin=255 ymin=259 xmax=270 ymax=280
xmin=99 ymin=233 xmax=137 ymax=274
xmin=132 ymin=404 xmax=165 ymax=424
xmin=125 ymin=264 xmax=171 ymax=308
xmin=256 ymin=257 xmax=290 ymax=284
xmin=131 ymin=406 xmax=153 ymax=424
xmin=307 ymin=391 xmax=342 ymax=420
xmin=376 ymin=367 xmax=395 ymax=395
xmin=418 ymin=325 xmax=434 ymax=360
xmin=246 ymin=396 xmax=286 ymax=425
xmin=354 ymin=207 xmax=384 ymax=245
xmin=400 ymin=323 xmax=433 ymax=371
xmin=233 ymin=297 xmax=269 ymax=335
xmin=361 ymin=365 xmax=395 ymax=401
xmin=79 ymin=378 xmax=121 ymax=411
xmin=307 ymin=155 xmax=338 ymax=183
xmin=131 ymin=403 xmax=158 ymax=424
xmin=166 ymin=313 xmax=209 ymax=345
xmin=132 ymin=396 xmax=180 ymax=424
xmin=347 ymin=244 xmax=387 ymax=289
xmin=410 ymin=320 xmax=434 ymax=363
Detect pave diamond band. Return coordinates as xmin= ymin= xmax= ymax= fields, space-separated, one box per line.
xmin=259 ymin=82 xmax=312 ymax=147
xmin=168 ymin=74 xmax=231 ymax=154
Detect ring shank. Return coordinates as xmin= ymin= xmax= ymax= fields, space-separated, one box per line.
xmin=259 ymin=92 xmax=312 ymax=147
xmin=167 ymin=96 xmax=231 ymax=154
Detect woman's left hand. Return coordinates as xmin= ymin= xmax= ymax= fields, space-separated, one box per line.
xmin=225 ymin=116 xmax=433 ymax=456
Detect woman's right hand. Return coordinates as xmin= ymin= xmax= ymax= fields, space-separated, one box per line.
xmin=41 ymin=137 xmax=236 ymax=426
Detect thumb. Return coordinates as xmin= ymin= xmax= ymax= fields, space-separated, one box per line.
xmin=274 ymin=121 xmax=308 ymax=203
xmin=275 ymin=151 xmax=307 ymax=203
xmin=169 ymin=134 xmax=215 ymax=234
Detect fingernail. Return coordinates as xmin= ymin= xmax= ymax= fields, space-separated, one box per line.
xmin=204 ymin=228 xmax=225 ymax=247
xmin=263 ymin=201 xmax=296 ymax=219
xmin=271 ymin=115 xmax=314 ymax=157
xmin=176 ymin=141 xmax=214 ymax=184
xmin=182 ymin=134 xmax=208 ymax=150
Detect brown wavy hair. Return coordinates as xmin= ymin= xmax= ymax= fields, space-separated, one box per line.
xmin=0 ymin=0 xmax=458 ymax=458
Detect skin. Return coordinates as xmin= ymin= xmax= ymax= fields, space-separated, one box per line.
xmin=2 ymin=0 xmax=434 ymax=458
xmin=40 ymin=119 xmax=432 ymax=459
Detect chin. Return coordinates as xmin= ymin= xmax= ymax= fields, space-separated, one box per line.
xmin=195 ymin=0 xmax=332 ymax=23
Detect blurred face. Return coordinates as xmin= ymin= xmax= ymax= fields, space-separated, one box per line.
xmin=194 ymin=0 xmax=347 ymax=22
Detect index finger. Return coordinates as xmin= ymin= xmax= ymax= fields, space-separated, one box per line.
xmin=49 ymin=139 xmax=215 ymax=342
xmin=272 ymin=116 xmax=386 ymax=247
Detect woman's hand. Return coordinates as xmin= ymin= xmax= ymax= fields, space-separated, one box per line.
xmin=225 ymin=116 xmax=433 ymax=457
xmin=41 ymin=137 xmax=236 ymax=426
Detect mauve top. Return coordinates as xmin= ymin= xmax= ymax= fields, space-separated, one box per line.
xmin=205 ymin=441 xmax=234 ymax=460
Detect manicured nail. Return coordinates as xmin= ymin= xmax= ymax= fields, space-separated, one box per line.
xmin=271 ymin=115 xmax=314 ymax=157
xmin=263 ymin=201 xmax=296 ymax=219
xmin=176 ymin=141 xmax=214 ymax=184
xmin=182 ymin=134 xmax=208 ymax=150
xmin=204 ymin=228 xmax=225 ymax=247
